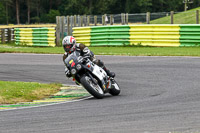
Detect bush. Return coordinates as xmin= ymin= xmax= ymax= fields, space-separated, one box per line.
xmin=41 ymin=9 xmax=60 ymax=23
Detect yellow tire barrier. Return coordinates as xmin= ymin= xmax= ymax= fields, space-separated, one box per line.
xmin=73 ymin=24 xmax=200 ymax=47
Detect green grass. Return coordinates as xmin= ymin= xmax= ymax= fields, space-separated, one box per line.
xmin=0 ymin=81 xmax=62 ymax=104
xmin=90 ymin=46 xmax=200 ymax=56
xmin=0 ymin=44 xmax=64 ymax=54
xmin=150 ymin=7 xmax=200 ymax=24
xmin=1 ymin=44 xmax=200 ymax=56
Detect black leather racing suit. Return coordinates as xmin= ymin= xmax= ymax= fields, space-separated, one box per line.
xmin=63 ymin=43 xmax=106 ymax=77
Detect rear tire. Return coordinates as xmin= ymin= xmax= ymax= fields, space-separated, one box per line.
xmin=109 ymin=79 xmax=120 ymax=96
xmin=80 ymin=75 xmax=104 ymax=99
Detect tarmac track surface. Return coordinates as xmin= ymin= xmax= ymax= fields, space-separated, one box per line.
xmin=0 ymin=53 xmax=200 ymax=133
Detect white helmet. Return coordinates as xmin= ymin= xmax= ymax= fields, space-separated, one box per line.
xmin=62 ymin=36 xmax=76 ymax=53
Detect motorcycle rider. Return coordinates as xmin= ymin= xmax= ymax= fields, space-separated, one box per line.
xmin=62 ymin=36 xmax=115 ymax=78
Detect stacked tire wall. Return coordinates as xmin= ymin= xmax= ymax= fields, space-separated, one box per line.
xmin=73 ymin=24 xmax=200 ymax=47
xmin=15 ymin=27 xmax=56 ymax=47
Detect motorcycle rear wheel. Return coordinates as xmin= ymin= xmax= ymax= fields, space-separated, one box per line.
xmin=80 ymin=75 xmax=104 ymax=99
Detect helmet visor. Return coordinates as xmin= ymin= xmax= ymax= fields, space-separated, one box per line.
xmin=64 ymin=44 xmax=72 ymax=52
xmin=65 ymin=45 xmax=71 ymax=49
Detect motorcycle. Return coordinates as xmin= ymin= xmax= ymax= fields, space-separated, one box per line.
xmin=64 ymin=51 xmax=120 ymax=99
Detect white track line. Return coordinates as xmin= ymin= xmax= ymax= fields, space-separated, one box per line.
xmin=0 ymin=96 xmax=93 ymax=112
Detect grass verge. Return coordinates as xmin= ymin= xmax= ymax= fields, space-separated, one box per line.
xmin=1 ymin=44 xmax=200 ymax=56
xmin=90 ymin=46 xmax=200 ymax=56
xmin=0 ymin=81 xmax=62 ymax=104
xmin=0 ymin=44 xmax=63 ymax=54
xmin=150 ymin=7 xmax=200 ymax=24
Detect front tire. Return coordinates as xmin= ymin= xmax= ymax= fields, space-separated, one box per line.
xmin=80 ymin=75 xmax=104 ymax=99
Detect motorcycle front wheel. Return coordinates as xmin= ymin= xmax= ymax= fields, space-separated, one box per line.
xmin=80 ymin=75 xmax=104 ymax=99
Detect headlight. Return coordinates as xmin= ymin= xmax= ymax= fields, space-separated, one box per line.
xmin=71 ymin=69 xmax=76 ymax=75
xmin=76 ymin=64 xmax=82 ymax=70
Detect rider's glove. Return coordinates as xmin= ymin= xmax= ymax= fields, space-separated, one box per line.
xmin=65 ymin=67 xmax=71 ymax=78
xmin=83 ymin=47 xmax=91 ymax=58
xmin=83 ymin=47 xmax=94 ymax=60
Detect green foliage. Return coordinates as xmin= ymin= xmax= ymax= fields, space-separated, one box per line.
xmin=30 ymin=16 xmax=40 ymax=23
xmin=0 ymin=0 xmax=200 ymax=24
xmin=48 ymin=10 xmax=61 ymax=23
xmin=135 ymin=0 xmax=153 ymax=12
xmin=41 ymin=9 xmax=61 ymax=23
xmin=0 ymin=2 xmax=6 ymax=24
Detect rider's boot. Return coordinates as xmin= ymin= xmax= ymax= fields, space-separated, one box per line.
xmin=103 ymin=67 xmax=115 ymax=78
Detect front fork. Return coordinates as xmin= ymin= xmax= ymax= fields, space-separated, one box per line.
xmin=86 ymin=72 xmax=109 ymax=92
xmin=76 ymin=71 xmax=112 ymax=93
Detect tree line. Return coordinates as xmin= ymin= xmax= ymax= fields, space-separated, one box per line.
xmin=0 ymin=0 xmax=200 ymax=25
